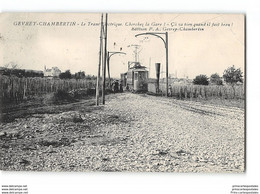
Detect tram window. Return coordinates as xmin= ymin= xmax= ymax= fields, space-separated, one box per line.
xmin=139 ymin=72 xmax=147 ymax=80
xmin=139 ymin=73 xmax=143 ymax=80
xmin=134 ymin=72 xmax=138 ymax=80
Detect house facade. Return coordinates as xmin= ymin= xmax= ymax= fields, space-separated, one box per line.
xmin=44 ymin=66 xmax=61 ymax=77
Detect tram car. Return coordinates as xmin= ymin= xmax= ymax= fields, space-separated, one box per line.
xmin=121 ymin=62 xmax=149 ymax=92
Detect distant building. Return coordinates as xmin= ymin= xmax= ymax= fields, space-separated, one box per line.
xmin=44 ymin=66 xmax=61 ymax=77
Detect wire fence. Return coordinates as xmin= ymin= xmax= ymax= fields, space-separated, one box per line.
xmin=169 ymin=84 xmax=244 ymax=99
xmin=150 ymin=82 xmax=244 ymax=100
xmin=0 ymin=75 xmax=96 ymax=103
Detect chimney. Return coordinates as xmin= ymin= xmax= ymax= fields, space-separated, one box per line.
xmin=155 ymin=63 xmax=160 ymax=93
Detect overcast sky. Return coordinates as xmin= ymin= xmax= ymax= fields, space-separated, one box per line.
xmin=0 ymin=13 xmax=244 ymax=79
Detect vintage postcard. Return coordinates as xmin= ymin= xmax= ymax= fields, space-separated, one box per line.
xmin=0 ymin=13 xmax=245 ymax=172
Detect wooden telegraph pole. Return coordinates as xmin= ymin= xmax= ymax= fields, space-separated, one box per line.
xmin=102 ymin=13 xmax=108 ymax=105
xmin=107 ymin=51 xmax=111 ymax=89
xmin=165 ymin=32 xmax=169 ymax=97
xmin=96 ymin=13 xmax=104 ymax=106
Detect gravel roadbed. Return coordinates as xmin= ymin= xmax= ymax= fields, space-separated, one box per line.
xmin=0 ymin=93 xmax=244 ymax=172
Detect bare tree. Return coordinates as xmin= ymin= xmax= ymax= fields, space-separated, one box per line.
xmin=4 ymin=62 xmax=22 ymax=69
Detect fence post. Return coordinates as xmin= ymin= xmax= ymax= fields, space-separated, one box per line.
xmin=184 ymin=86 xmax=187 ymax=99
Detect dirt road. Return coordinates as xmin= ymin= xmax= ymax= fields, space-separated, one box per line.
xmin=0 ymin=92 xmax=245 ymax=172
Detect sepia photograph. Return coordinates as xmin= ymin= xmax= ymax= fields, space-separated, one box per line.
xmin=0 ymin=13 xmax=245 ymax=173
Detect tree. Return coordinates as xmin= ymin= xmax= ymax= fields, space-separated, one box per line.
xmin=59 ymin=70 xmax=72 ymax=79
xmin=74 ymin=71 xmax=86 ymax=79
xmin=4 ymin=62 xmax=21 ymax=69
xmin=223 ymin=65 xmax=243 ymax=85
xmin=193 ymin=74 xmax=209 ymax=85
xmin=210 ymin=73 xmax=223 ymax=85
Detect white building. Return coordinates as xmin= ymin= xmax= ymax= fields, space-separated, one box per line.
xmin=44 ymin=66 xmax=61 ymax=77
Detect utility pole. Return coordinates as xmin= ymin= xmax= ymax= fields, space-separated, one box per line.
xmin=128 ymin=44 xmax=141 ymax=64
xmin=134 ymin=45 xmax=138 ymax=62
xmin=165 ymin=32 xmax=169 ymax=97
xmin=133 ymin=44 xmax=141 ymax=63
xmin=135 ymin=32 xmax=169 ymax=97
xmin=107 ymin=51 xmax=111 ymax=89
xmin=96 ymin=13 xmax=104 ymax=106
xmin=107 ymin=51 xmax=126 ymax=88
xmin=102 ymin=13 xmax=108 ymax=105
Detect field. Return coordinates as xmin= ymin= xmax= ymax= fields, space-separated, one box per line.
xmin=0 ymin=75 xmax=96 ymax=103
xmin=170 ymin=84 xmax=244 ymax=99
xmin=158 ymin=81 xmax=244 ymax=100
xmin=1 ymin=76 xmax=244 ymax=104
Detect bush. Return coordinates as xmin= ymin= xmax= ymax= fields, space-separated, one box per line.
xmin=54 ymin=89 xmax=75 ymax=103
xmin=59 ymin=70 xmax=72 ymax=79
xmin=193 ymin=74 xmax=209 ymax=85
xmin=74 ymin=71 xmax=86 ymax=79
xmin=223 ymin=65 xmax=243 ymax=85
xmin=210 ymin=73 xmax=223 ymax=85
xmin=43 ymin=90 xmax=75 ymax=105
